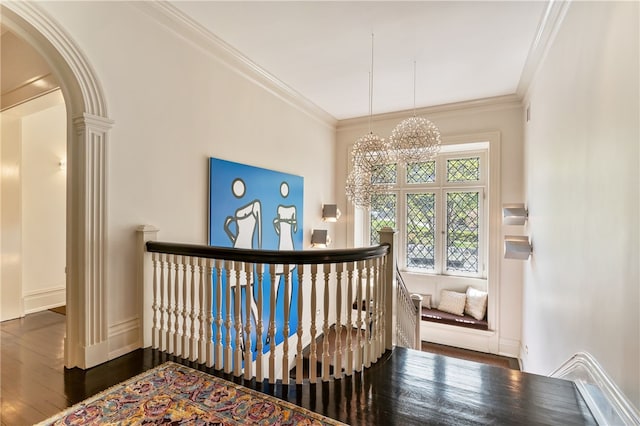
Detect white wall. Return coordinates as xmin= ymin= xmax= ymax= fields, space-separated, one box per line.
xmin=1 ymin=108 xmax=23 ymax=321
xmin=21 ymin=93 xmax=66 ymax=313
xmin=336 ymin=98 xmax=525 ymax=356
xmin=0 ymin=90 xmax=66 ymax=320
xmin=36 ymin=1 xmax=336 ymax=358
xmin=521 ymin=1 xmax=639 ymax=409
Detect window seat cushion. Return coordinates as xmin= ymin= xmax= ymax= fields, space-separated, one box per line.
xmin=421 ymin=307 xmax=488 ymax=330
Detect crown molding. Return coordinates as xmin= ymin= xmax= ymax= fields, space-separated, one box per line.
xmin=517 ymin=0 xmax=572 ymax=100
xmin=133 ymin=1 xmax=337 ymax=130
xmin=336 ymin=94 xmax=523 ymax=132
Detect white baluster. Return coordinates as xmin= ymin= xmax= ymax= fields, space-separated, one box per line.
xmin=268 ymin=264 xmax=277 ymax=384
xmin=189 ymin=257 xmax=198 ymax=362
xmin=377 ymin=257 xmax=384 ymax=359
xmin=181 ymin=256 xmax=189 ymax=359
xmin=173 ymin=255 xmax=182 ymax=355
xmin=205 ymin=258 xmax=214 ymax=368
xmin=364 ymin=259 xmax=372 ymax=368
xmin=224 ymin=264 xmax=233 ymax=374
xmin=281 ymin=264 xmax=290 ymax=383
xmin=295 ymin=264 xmax=304 ymax=385
xmin=255 ymin=263 xmax=264 ymax=382
xmin=322 ymin=263 xmax=331 ymax=381
xmin=335 ymin=262 xmax=344 ymax=379
xmin=160 ymin=253 xmax=169 ymax=352
xmin=151 ymin=253 xmax=160 ymax=349
xmin=234 ymin=262 xmax=243 ymax=376
xmin=372 ymin=257 xmax=380 ymax=360
xmin=167 ymin=255 xmax=176 ymax=354
xmin=345 ymin=262 xmax=354 ymax=376
xmin=198 ymin=258 xmax=207 ymax=364
xmin=214 ymin=259 xmax=223 ymax=369
xmin=355 ymin=260 xmax=363 ymax=372
xmin=309 ymin=264 xmax=318 ymax=384
xmin=244 ymin=262 xmax=253 ymax=380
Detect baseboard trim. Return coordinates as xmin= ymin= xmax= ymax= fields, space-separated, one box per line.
xmin=421 ymin=321 xmax=498 ymax=354
xmin=23 ymin=286 xmax=65 ymax=314
xmin=108 ymin=317 xmax=141 ymax=360
xmin=497 ymin=337 xmax=521 ymax=359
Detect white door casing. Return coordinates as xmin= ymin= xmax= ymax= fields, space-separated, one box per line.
xmin=2 ymin=2 xmax=113 ymax=369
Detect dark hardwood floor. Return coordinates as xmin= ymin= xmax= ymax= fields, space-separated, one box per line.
xmin=420 ymin=341 xmax=521 ymax=370
xmin=1 ymin=311 xmax=596 ymax=425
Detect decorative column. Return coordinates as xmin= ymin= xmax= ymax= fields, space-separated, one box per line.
xmin=65 ymin=113 xmax=113 ymax=368
xmin=379 ymin=227 xmax=397 ymax=351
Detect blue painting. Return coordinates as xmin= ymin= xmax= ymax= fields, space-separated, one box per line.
xmin=208 ymin=158 xmax=303 ymax=361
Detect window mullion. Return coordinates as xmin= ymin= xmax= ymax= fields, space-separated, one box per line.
xmin=434 ymin=189 xmax=444 ymax=275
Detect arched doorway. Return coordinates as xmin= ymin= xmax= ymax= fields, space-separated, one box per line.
xmin=2 ymin=2 xmax=113 ymax=369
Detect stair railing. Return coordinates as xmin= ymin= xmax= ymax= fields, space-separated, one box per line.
xmin=137 ymin=226 xmax=395 ymax=384
xmin=395 ymin=265 xmax=422 ymax=350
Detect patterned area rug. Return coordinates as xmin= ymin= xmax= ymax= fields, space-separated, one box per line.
xmin=37 ymin=361 xmax=346 ymax=425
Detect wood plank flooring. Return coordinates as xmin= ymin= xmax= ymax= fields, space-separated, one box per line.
xmin=420 ymin=341 xmax=521 ymax=370
xmin=1 ymin=311 xmax=596 ymax=425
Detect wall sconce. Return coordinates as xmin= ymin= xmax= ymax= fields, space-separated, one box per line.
xmin=504 ymin=235 xmax=532 ymax=260
xmin=58 ymin=159 xmax=67 ymax=171
xmin=503 ymin=203 xmax=528 ymax=225
xmin=322 ymin=204 xmax=341 ymax=222
xmin=311 ymin=229 xmax=331 ymax=248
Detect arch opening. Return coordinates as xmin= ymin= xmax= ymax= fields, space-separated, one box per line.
xmin=2 ymin=3 xmax=113 ymax=368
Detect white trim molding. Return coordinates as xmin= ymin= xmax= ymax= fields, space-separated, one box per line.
xmin=338 ymin=94 xmax=521 ymax=132
xmin=133 ymin=1 xmax=336 ymax=130
xmin=517 ymin=0 xmax=572 ymax=100
xmin=551 ymin=352 xmax=640 ymax=425
xmin=108 ymin=317 xmax=141 ymax=360
xmin=23 ymin=286 xmax=65 ymax=314
xmin=2 ymin=2 xmax=109 ymax=118
xmin=2 ymin=2 xmax=114 ymax=369
xmin=421 ymin=322 xmax=499 ymax=355
xmin=69 ymin=113 xmax=112 ymax=368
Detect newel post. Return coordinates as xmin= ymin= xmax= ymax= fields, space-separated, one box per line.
xmin=410 ymin=294 xmax=423 ymax=350
xmin=137 ymin=225 xmax=159 ymax=348
xmin=379 ymin=227 xmax=397 ymax=351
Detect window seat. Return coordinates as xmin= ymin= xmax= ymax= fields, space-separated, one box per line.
xmin=421 ymin=307 xmax=488 ymax=331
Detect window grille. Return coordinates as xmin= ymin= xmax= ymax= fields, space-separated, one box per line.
xmin=367 ymin=149 xmax=486 ymax=278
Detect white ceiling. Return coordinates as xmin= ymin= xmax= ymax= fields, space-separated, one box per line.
xmin=169 ymin=1 xmax=549 ymax=120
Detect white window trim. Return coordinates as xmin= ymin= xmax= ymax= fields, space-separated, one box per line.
xmin=367 ymin=148 xmax=488 ymax=279
xmin=350 ymin=130 xmax=501 ymax=336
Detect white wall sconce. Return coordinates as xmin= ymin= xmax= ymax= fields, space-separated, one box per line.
xmin=58 ymin=159 xmax=67 ymax=171
xmin=322 ymin=204 xmax=341 ymax=222
xmin=504 ymin=235 xmax=532 ymax=260
xmin=311 ymin=229 xmax=331 ymax=248
xmin=503 ymin=203 xmax=528 ymax=225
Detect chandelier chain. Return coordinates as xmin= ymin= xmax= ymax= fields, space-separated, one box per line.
xmin=348 ymin=40 xmax=441 ymax=208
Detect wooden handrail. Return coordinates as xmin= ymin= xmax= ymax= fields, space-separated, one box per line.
xmin=138 ymin=228 xmax=399 ymax=383
xmin=146 ymin=241 xmax=390 ymax=264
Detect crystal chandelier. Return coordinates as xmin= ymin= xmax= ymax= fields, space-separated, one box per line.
xmin=390 ymin=115 xmax=441 ymax=164
xmin=345 ymin=150 xmax=392 ymax=209
xmin=346 ymin=34 xmax=392 ymax=209
xmin=390 ymin=62 xmax=441 ymax=164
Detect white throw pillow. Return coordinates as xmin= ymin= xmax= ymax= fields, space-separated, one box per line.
xmin=464 ymin=287 xmax=488 ymax=320
xmin=423 ymin=294 xmax=432 ymax=309
xmin=437 ymin=290 xmax=466 ymax=316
